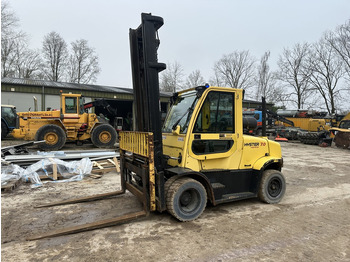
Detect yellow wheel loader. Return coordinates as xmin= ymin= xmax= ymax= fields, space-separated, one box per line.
xmin=28 ymin=13 xmax=285 ymax=240
xmin=330 ymin=114 xmax=350 ymax=149
xmin=12 ymin=93 xmax=117 ymax=150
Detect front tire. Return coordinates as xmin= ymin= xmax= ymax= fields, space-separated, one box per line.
xmin=91 ymin=124 xmax=117 ymax=148
xmin=1 ymin=121 xmax=9 ymax=139
xmin=258 ymin=169 xmax=286 ymax=204
xmin=35 ymin=124 xmax=66 ymax=151
xmin=166 ymin=177 xmax=207 ymax=221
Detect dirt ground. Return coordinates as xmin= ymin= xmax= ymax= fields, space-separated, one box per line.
xmin=1 ymin=139 xmax=350 ymax=262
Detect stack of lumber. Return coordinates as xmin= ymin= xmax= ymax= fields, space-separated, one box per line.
xmin=4 ymin=150 xmax=119 ymax=167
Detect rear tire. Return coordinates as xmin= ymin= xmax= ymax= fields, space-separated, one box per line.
xmin=1 ymin=121 xmax=9 ymax=139
xmin=258 ymin=169 xmax=286 ymax=204
xmin=166 ymin=177 xmax=207 ymax=221
xmin=35 ymin=124 xmax=66 ymax=151
xmin=91 ymin=124 xmax=117 ymax=148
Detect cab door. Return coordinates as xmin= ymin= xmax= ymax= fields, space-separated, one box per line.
xmin=188 ymin=90 xmax=242 ymax=171
xmin=62 ymin=96 xmax=81 ymax=124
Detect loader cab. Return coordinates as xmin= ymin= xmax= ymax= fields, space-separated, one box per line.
xmin=162 ymin=86 xmax=243 ymax=172
xmin=61 ymin=93 xmax=85 ymax=115
xmin=60 ymin=93 xmax=86 ymax=124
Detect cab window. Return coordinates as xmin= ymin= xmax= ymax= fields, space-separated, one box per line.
xmin=65 ymin=97 xmax=77 ymax=113
xmin=193 ymin=92 xmax=234 ymax=133
xmin=79 ymin=97 xmax=85 ymax=114
xmin=191 ymin=91 xmax=235 ymax=155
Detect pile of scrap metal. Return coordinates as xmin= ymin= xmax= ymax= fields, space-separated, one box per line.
xmin=1 ymin=141 xmax=45 ymax=158
xmin=1 ymin=141 xmax=119 ymax=191
xmin=297 ymin=129 xmax=332 ymax=146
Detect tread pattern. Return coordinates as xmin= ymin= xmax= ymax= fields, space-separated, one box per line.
xmin=91 ymin=124 xmax=117 ymax=148
xmin=258 ymin=169 xmax=286 ymax=204
xmin=35 ymin=124 xmax=66 ymax=151
xmin=164 ymin=176 xmax=179 ymax=200
xmin=166 ymin=177 xmax=207 ymax=222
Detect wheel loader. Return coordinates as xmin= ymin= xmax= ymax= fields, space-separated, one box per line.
xmin=28 ymin=13 xmax=286 ymax=240
xmin=1 ymin=104 xmax=17 ymax=139
xmin=330 ymin=114 xmax=350 ymax=149
xmin=12 ymin=93 xmax=117 ymax=150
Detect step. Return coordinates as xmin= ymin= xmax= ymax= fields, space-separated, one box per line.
xmin=221 ymin=192 xmax=255 ymax=200
xmin=211 ymin=182 xmax=225 ymax=189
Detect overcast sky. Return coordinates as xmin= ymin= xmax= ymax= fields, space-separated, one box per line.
xmin=8 ymin=0 xmax=350 ymax=89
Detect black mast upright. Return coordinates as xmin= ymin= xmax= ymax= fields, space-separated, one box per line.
xmin=129 ymin=13 xmax=166 ymax=172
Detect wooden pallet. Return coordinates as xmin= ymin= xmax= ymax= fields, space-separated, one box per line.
xmin=90 ymin=157 xmax=120 ymax=178
xmin=1 ymin=179 xmax=22 ymax=193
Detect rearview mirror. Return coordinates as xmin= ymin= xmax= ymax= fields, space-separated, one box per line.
xmin=172 ymin=125 xmax=181 ymax=135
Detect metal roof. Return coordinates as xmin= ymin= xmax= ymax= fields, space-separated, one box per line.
xmin=1 ymin=77 xmax=132 ymax=93
xmin=1 ymin=77 xmax=172 ymax=97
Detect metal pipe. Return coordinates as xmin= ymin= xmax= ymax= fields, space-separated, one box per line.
xmin=262 ymin=96 xmax=267 ymax=136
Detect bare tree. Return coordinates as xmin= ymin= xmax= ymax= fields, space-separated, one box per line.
xmin=325 ymin=20 xmax=350 ymax=85
xmin=67 ymin=39 xmax=100 ymax=84
xmin=277 ymin=43 xmax=313 ymax=109
xmin=42 ymin=31 xmax=68 ymax=81
xmin=14 ymin=45 xmax=42 ymax=79
xmin=307 ymin=38 xmax=345 ymax=114
xmin=185 ymin=70 xmax=205 ymax=88
xmin=1 ymin=36 xmax=17 ymax=77
xmin=209 ymin=69 xmax=225 ymax=87
xmin=254 ymin=51 xmax=280 ymax=102
xmin=1 ymin=1 xmax=26 ymax=77
xmin=1 ymin=1 xmax=21 ymax=38
xmin=160 ymin=61 xmax=184 ymax=92
xmin=213 ymin=51 xmax=256 ymax=90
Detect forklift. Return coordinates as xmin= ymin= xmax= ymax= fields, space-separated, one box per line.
xmin=29 ymin=13 xmax=286 ymax=240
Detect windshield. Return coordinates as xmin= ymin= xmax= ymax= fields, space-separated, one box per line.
xmin=163 ymin=91 xmax=198 ymax=133
xmin=339 ymin=120 xmax=350 ymax=129
xmin=79 ymin=97 xmax=85 ymax=114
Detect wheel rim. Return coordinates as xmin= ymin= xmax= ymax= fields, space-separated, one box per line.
xmin=99 ymin=131 xmax=111 ymax=143
xmin=268 ymin=177 xmax=282 ymax=197
xmin=179 ymin=189 xmax=200 ymax=213
xmin=44 ymin=132 xmax=59 ymax=145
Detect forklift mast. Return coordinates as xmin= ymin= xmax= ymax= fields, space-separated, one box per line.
xmin=129 ymin=13 xmax=166 ymax=172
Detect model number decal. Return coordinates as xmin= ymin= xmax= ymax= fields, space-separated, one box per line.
xmin=244 ymin=142 xmax=259 ymax=147
xmin=244 ymin=142 xmax=266 ymax=147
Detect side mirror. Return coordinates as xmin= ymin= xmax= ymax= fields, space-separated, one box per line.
xmin=172 ymin=125 xmax=181 ymax=135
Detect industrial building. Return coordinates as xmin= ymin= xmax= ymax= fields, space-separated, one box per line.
xmin=1 ymin=77 xmax=171 ymax=129
xmin=1 ymin=77 xmax=270 ymax=130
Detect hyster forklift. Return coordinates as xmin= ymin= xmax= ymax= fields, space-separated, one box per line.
xmin=29 ymin=13 xmax=285 ymax=240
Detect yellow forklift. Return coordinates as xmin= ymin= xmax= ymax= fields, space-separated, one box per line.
xmin=29 ymin=13 xmax=286 ymax=240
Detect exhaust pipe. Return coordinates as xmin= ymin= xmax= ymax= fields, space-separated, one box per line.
xmin=262 ymin=96 xmax=266 ymax=137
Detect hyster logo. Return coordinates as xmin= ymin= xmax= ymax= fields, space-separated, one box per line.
xmin=244 ymin=142 xmax=259 ymax=147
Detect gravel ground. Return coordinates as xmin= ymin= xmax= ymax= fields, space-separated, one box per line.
xmin=1 ymin=139 xmax=350 ymax=261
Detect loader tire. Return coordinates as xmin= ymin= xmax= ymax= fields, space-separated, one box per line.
xmin=1 ymin=121 xmax=8 ymax=139
xmin=166 ymin=177 xmax=207 ymax=222
xmin=35 ymin=124 xmax=66 ymax=151
xmin=258 ymin=169 xmax=286 ymax=204
xmin=91 ymin=124 xmax=117 ymax=148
